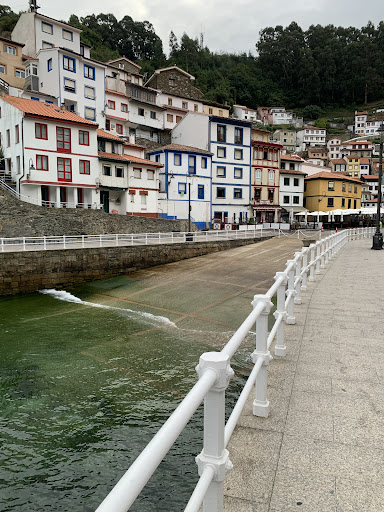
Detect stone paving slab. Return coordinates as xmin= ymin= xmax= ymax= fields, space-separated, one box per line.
xmin=225 ymin=238 xmax=384 ymax=511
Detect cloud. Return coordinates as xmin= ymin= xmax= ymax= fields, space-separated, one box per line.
xmin=8 ymin=0 xmax=384 ymax=55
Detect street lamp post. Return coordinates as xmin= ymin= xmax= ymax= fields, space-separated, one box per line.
xmin=372 ymin=123 xmax=384 ymax=250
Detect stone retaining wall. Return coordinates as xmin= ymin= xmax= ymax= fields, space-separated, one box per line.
xmin=0 ymin=238 xmax=265 ymax=296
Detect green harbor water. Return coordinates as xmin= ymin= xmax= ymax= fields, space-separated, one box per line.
xmin=0 ymin=274 xmax=259 ymax=511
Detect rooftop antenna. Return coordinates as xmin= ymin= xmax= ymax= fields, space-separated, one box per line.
xmin=29 ymin=0 xmax=40 ymax=12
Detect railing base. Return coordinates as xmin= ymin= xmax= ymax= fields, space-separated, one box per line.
xmin=274 ymin=346 xmax=286 ymax=357
xmin=286 ymin=316 xmax=296 ymax=325
xmin=294 ymin=297 xmax=302 ymax=305
xmin=253 ymin=399 xmax=269 ymax=418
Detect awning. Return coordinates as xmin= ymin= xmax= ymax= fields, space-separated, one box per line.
xmin=253 ymin=205 xmax=282 ymax=211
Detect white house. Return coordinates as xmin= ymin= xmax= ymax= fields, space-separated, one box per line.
xmin=148 ymin=143 xmax=212 ymax=229
xmin=233 ymin=105 xmax=259 ymax=123
xmin=279 ymin=155 xmax=306 ymax=223
xmin=0 ymin=95 xmax=100 ymax=208
xmin=327 ymin=137 xmax=342 ymax=160
xmin=172 ymin=112 xmax=252 ymax=225
xmin=157 ymin=92 xmax=203 ymax=130
xmin=296 ymin=126 xmax=326 ymax=149
xmin=97 ymin=129 xmax=163 ymax=216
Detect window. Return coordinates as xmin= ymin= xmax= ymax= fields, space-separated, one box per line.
xmin=47 ymin=58 xmax=52 ymax=72
xmin=147 ymin=169 xmax=154 ymax=180
xmin=42 ymin=21 xmax=53 ymax=34
xmin=84 ymin=107 xmax=96 ymax=121
xmin=105 ymin=120 xmax=111 ymax=131
xmin=255 ymin=169 xmax=261 ymax=181
xmin=63 ymin=29 xmax=73 ymax=41
xmin=57 ymin=157 xmax=72 ymax=181
xmin=342 ymin=182 xmax=346 ymax=192
xmin=234 ymin=149 xmax=243 ymax=160
xmin=202 ymin=157 xmax=207 ymax=169
xmin=15 ymin=125 xmax=19 ymax=144
xmin=268 ymin=189 xmax=274 ymax=202
xmin=121 ymin=103 xmax=128 ymax=113
xmin=217 ymin=125 xmax=226 ymax=142
xmin=234 ymin=188 xmax=242 ymax=199
xmin=79 ymin=130 xmax=89 ymax=145
xmin=108 ymin=100 xmax=115 ymax=110
xmin=283 ymin=195 xmax=289 ymax=204
xmin=294 ymin=178 xmax=299 ymax=187
xmin=182 ymin=101 xmax=188 ymax=109
xmin=327 ymin=198 xmax=334 ymax=207
xmin=42 ymin=41 xmax=53 ymax=49
xmin=150 ymin=111 xmax=156 ymax=119
xmin=174 ymin=154 xmax=181 ymax=166
xmin=84 ymin=65 xmax=95 ymax=80
xmin=115 ymin=167 xmax=124 ymax=178
xmin=328 ymin=181 xmax=334 ymax=191
xmin=140 ymin=192 xmax=147 ymax=205
xmin=209 ymin=108 xmax=213 ymax=114
xmin=254 ymin=188 xmax=261 ymax=200
xmin=116 ymin=124 xmax=123 ymax=135
xmin=79 ymin=160 xmax=90 ymax=174
xmin=0 ymin=65 xmax=5 ymax=74
xmin=84 ymin=86 xmax=95 ymax=100
xmin=354 ymin=185 xmax=358 ymax=194
xmin=293 ymin=196 xmax=300 ymax=204
xmin=348 ymin=183 xmax=352 ymax=192
xmin=194 ymin=104 xmax=198 ymax=112
xmin=57 ymin=127 xmax=71 ymax=153
xmin=341 ymin=198 xmax=345 ymax=207
xmin=63 ymin=56 xmax=76 ymax=72
xmin=188 ymin=155 xmax=196 ymax=174
xmin=134 ymin=168 xmax=141 ymax=179
xmin=5 ymin=45 xmax=16 ymax=55
xmin=216 ymin=166 xmax=226 ymax=177
xmin=167 ymin=114 xmax=173 ymax=122
xmin=35 ymin=123 xmax=47 ymax=140
xmin=284 ymin=177 xmax=290 ymax=186
xmin=268 ymin=170 xmax=274 ymax=183
xmin=138 ymin=108 xmax=144 ymax=116
xmin=16 ymin=156 xmax=20 ymax=174
xmin=218 ymin=110 xmax=223 ymax=116
xmin=119 ymin=63 xmax=124 ymax=70
xmin=198 ymin=185 xmax=204 ymax=199
xmin=176 ymin=115 xmax=182 ymax=123
xmin=234 ymin=168 xmax=243 ymax=179
xmin=130 ymin=192 xmax=135 ymax=203
xmin=36 ymin=155 xmax=48 ymax=171
xmin=103 ymin=165 xmax=111 ymax=176
xmin=217 ymin=147 xmax=226 ymax=158
xmin=64 ymin=78 xmax=76 ymax=92
xmin=15 ymin=69 xmax=25 ymax=78
xmin=168 ymin=98 xmax=172 ymax=106
xmin=234 ymin=127 xmax=243 ymax=145
xmin=217 ymin=187 xmax=226 ymax=198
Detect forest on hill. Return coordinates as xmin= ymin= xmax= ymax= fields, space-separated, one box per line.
xmin=1 ymin=5 xmax=384 ymax=113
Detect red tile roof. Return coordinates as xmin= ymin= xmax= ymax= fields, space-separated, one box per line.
xmin=97 ymin=129 xmax=123 ymax=141
xmin=152 ymin=143 xmax=213 ymax=155
xmin=281 ymin=155 xmax=304 ymax=161
xmin=330 ymin=159 xmax=347 ymax=165
xmin=98 ymin=151 xmax=163 ymax=167
xmin=1 ymin=96 xmax=98 ymax=126
xmin=105 ymin=89 xmax=128 ymax=98
xmin=361 ymin=174 xmax=378 ymax=180
xmin=305 ymin=171 xmax=362 ymax=183
xmin=280 ymin=169 xmax=306 ymax=175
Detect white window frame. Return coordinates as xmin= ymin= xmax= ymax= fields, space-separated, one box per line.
xmin=62 ymin=29 xmax=73 ymax=41
xmin=41 ymin=21 xmax=53 ymax=34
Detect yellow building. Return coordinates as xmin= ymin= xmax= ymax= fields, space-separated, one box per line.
xmin=202 ymin=100 xmax=229 ymax=117
xmin=304 ymin=172 xmax=362 ymax=211
xmin=0 ymin=37 xmax=25 ymax=90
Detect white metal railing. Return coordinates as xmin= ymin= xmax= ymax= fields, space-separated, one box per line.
xmin=0 ymin=178 xmax=102 ymax=210
xmin=0 ymin=227 xmax=272 ymax=252
xmin=95 ymin=227 xmax=374 ymax=512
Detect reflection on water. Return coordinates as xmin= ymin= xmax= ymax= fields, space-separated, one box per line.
xmin=0 ymin=278 xmax=256 ymax=511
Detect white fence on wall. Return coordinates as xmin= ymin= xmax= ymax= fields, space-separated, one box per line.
xmin=94 ymin=227 xmax=374 ymax=512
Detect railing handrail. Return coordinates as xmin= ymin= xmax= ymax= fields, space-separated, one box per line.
xmin=95 ymin=228 xmax=370 ymax=512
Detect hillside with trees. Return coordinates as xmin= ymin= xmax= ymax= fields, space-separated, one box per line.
xmin=1 ymin=4 xmax=383 ymax=113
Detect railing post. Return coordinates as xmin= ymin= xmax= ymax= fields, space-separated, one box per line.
xmin=308 ymin=243 xmax=315 ymax=281
xmin=294 ymin=252 xmax=302 ymax=304
xmin=99 ymin=234 xmax=102 ymax=247
xmin=195 ymin=352 xmax=234 ymax=512
xmin=274 ymin=273 xmax=288 ymax=356
xmin=285 ymin=260 xmax=296 ymax=324
xmin=82 ymin=235 xmax=85 ymax=248
xmin=23 ymin=237 xmax=26 ymax=251
xmin=43 ymin=236 xmax=46 ymax=250
xmin=1 ymin=238 xmax=3 ymax=253
xmin=315 ymin=241 xmax=321 ymax=274
xmin=324 ymin=238 xmax=329 ymax=264
xmin=320 ymin=239 xmax=325 ymax=269
xmin=116 ymin=233 xmax=119 ymax=246
xmin=301 ymin=248 xmax=308 ymax=291
xmin=252 ymin=295 xmax=273 ymax=417
xmin=63 ymin=236 xmax=66 ymax=249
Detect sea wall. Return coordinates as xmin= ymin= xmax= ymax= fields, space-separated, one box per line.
xmin=0 ymin=237 xmax=265 ymax=296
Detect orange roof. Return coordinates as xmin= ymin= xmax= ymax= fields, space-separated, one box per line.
xmin=355 ymin=111 xmax=368 ymax=116
xmin=280 ymin=169 xmax=306 ymax=175
xmin=97 ymin=129 xmax=123 ymax=141
xmin=305 ymin=171 xmax=362 ymax=183
xmin=98 ymin=151 xmax=163 ymax=167
xmin=361 ymin=174 xmax=378 ymax=180
xmin=123 ymin=141 xmax=146 ymax=150
xmin=105 ymin=89 xmax=128 ymax=98
xmin=1 ymin=96 xmax=98 ymax=126
xmin=360 ymin=158 xmax=370 ymax=164
xmin=151 ymin=143 xmax=213 ymax=155
xmin=330 ymin=159 xmax=347 ymax=165
xmin=281 ymin=155 xmax=304 ymax=161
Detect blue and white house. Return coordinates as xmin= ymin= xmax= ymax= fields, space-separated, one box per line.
xmin=148 ymin=144 xmax=212 ymax=229
xmin=172 ymin=112 xmax=252 ymax=226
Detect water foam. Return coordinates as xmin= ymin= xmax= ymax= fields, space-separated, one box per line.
xmin=40 ymin=289 xmax=177 ymax=327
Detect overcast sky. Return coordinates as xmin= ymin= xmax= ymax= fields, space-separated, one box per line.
xmin=7 ymin=0 xmax=384 ymax=55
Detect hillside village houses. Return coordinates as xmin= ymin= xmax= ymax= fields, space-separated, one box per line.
xmin=1 ymin=2 xmax=383 ymax=230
